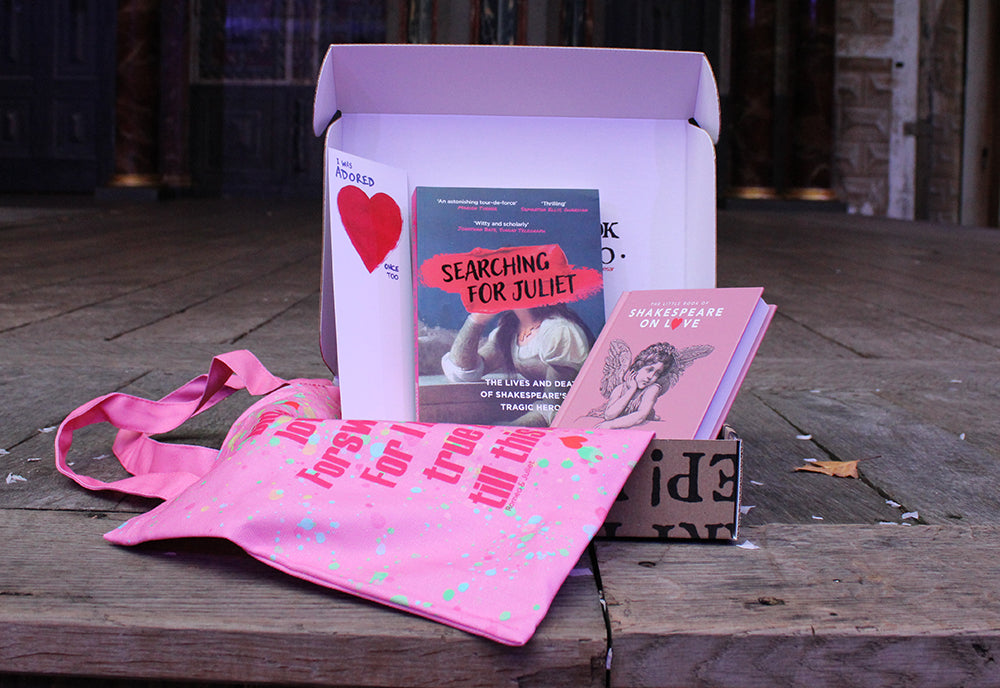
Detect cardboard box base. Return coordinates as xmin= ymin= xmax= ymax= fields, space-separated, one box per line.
xmin=599 ymin=427 xmax=741 ymax=541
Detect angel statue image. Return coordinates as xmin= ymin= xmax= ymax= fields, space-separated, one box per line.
xmin=588 ymin=339 xmax=714 ymax=429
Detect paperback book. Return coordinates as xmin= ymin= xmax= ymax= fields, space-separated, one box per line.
xmin=552 ymin=288 xmax=775 ymax=439
xmin=413 ymin=187 xmax=605 ymax=426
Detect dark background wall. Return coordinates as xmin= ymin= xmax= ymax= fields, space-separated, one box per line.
xmin=0 ymin=1 xmax=994 ymax=225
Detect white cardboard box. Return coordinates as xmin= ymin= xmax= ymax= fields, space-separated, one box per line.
xmin=312 ymin=44 xmax=735 ymax=539
xmin=313 ymin=44 xmax=720 ymax=398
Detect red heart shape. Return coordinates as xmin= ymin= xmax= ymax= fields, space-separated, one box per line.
xmin=560 ymin=435 xmax=587 ymax=449
xmin=337 ymin=185 xmax=403 ymax=273
xmin=670 ymin=318 xmax=683 ymax=329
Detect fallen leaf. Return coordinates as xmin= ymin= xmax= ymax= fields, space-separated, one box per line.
xmin=795 ymin=459 xmax=860 ymax=478
xmin=794 ymin=455 xmax=880 ymax=479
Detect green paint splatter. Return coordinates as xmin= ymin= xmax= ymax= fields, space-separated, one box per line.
xmin=499 ymin=611 xmax=511 ymax=621
xmin=561 ymin=459 xmax=574 ymax=469
xmin=443 ymin=589 xmax=456 ymax=601
xmin=390 ymin=594 xmax=409 ymax=606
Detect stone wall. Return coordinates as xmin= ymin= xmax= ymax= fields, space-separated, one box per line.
xmin=834 ymin=0 xmax=967 ymax=221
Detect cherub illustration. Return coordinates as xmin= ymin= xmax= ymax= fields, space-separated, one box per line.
xmin=588 ymin=339 xmax=714 ymax=429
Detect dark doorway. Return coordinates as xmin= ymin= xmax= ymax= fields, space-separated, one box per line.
xmin=0 ymin=1 xmax=117 ymax=193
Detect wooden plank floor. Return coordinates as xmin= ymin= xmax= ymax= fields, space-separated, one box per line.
xmin=1 ymin=198 xmax=999 ymax=687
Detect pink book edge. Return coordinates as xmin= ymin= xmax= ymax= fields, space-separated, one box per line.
xmin=697 ymin=302 xmax=776 ymax=439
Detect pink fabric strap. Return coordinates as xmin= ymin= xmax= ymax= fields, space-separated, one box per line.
xmin=55 ymin=350 xmax=288 ymax=500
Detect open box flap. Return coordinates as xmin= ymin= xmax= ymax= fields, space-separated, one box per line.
xmin=313 ymin=44 xmax=719 ymax=140
xmin=684 ymin=123 xmax=718 ymax=283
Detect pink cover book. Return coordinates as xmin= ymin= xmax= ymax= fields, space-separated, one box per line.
xmin=552 ymin=288 xmax=773 ymax=439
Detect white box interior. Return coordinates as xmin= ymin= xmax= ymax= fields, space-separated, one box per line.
xmin=314 ymin=44 xmax=720 ymax=377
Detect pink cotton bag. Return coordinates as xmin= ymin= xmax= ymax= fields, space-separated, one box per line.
xmin=55 ymin=350 xmax=653 ymax=646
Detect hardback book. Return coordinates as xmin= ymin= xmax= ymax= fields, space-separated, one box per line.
xmin=413 ymin=187 xmax=605 ymax=427
xmin=552 ymin=288 xmax=776 ymax=439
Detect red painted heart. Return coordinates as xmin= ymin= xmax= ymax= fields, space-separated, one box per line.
xmin=336 ymin=185 xmax=403 ymax=274
xmin=670 ymin=318 xmax=683 ymax=329
xmin=560 ymin=436 xmax=587 ymax=449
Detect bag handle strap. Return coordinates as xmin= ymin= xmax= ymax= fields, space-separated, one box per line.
xmin=55 ymin=350 xmax=288 ymax=500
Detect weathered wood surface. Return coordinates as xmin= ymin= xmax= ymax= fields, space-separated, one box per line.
xmin=1 ymin=200 xmax=999 ymax=687
xmin=597 ymin=524 xmax=1000 ymax=688
xmin=717 ymin=212 xmax=1000 ymax=534
xmin=0 ymin=510 xmax=608 ymax=688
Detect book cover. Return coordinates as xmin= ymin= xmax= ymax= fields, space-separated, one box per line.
xmin=413 ymin=187 xmax=605 ymax=427
xmin=552 ymin=288 xmax=775 ymax=439
xmin=326 ymin=148 xmax=415 ymax=421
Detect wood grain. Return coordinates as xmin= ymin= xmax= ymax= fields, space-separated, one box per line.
xmin=2 ymin=202 xmax=999 ymax=686
xmin=598 ymin=524 xmax=1000 ymax=688
xmin=0 ymin=510 xmax=607 ymax=688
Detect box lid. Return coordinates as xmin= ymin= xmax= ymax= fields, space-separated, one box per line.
xmin=313 ymin=44 xmax=719 ymax=141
